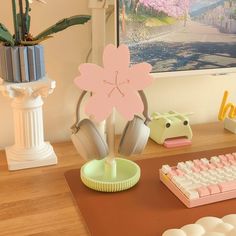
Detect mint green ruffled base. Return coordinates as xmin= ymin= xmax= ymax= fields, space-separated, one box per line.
xmin=80 ymin=158 xmax=141 ymax=192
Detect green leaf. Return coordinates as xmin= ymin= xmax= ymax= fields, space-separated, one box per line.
xmin=0 ymin=23 xmax=14 ymax=46
xmin=34 ymin=15 xmax=91 ymax=40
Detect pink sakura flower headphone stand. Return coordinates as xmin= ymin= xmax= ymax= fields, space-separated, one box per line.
xmin=72 ymin=44 xmax=153 ymax=192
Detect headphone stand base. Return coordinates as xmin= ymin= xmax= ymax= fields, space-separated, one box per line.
xmin=80 ymin=158 xmax=140 ymax=192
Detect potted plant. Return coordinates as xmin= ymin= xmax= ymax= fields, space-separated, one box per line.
xmin=0 ymin=0 xmax=90 ymax=83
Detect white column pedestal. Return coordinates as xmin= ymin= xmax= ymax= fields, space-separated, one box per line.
xmin=0 ymin=78 xmax=57 ymax=171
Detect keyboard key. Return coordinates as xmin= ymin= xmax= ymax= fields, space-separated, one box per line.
xmin=232 ymin=153 xmax=236 ymax=158
xmin=208 ymin=163 xmax=216 ymax=169
xmin=183 ymin=189 xmax=199 ymax=200
xmin=199 ymin=164 xmax=208 ymax=171
xmin=179 ymin=180 xmax=193 ymax=188
xmin=208 ymin=184 xmax=220 ymax=194
xmin=176 ymin=169 xmax=185 ymax=176
xmin=218 ymin=180 xmax=236 ymax=192
xmin=222 ymin=160 xmax=230 ymax=167
xmin=229 ymin=160 xmax=236 ymax=166
xmin=192 ymin=166 xmax=200 ymax=172
xmin=177 ymin=162 xmax=186 ymax=170
xmin=201 ymin=158 xmax=210 ymax=165
xmin=219 ymin=155 xmax=227 ymax=161
xmin=215 ymin=162 xmax=224 ymax=168
xmin=210 ymin=156 xmax=220 ymax=163
xmin=167 ymin=170 xmax=177 ymax=179
xmin=182 ymin=168 xmax=192 ymax=174
xmin=185 ymin=161 xmax=194 ymax=168
xmin=197 ymin=186 xmax=210 ymax=197
xmin=225 ymin=154 xmax=235 ymax=161
xmin=161 ymin=165 xmax=171 ymax=174
xmin=193 ymin=159 xmax=202 ymax=166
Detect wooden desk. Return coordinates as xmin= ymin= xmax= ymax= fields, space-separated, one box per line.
xmin=1 ymin=122 xmax=236 ymax=235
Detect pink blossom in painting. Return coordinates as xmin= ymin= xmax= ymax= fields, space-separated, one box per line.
xmin=139 ymin=0 xmax=190 ymax=18
xmin=74 ymin=44 xmax=153 ymax=122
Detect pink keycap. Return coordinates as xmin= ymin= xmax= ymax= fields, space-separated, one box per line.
xmin=221 ymin=160 xmax=230 ymax=167
xmin=225 ymin=154 xmax=235 ymax=161
xmin=229 ymin=160 xmax=236 ymax=165
xmin=192 ymin=166 xmax=200 ymax=172
xmin=167 ymin=170 xmax=177 ymax=179
xmin=215 ymin=162 xmax=223 ymax=168
xmin=197 ymin=186 xmax=210 ymax=197
xmin=199 ymin=164 xmax=208 ymax=171
xmin=208 ymin=163 xmax=216 ymax=169
xmin=219 ymin=155 xmax=227 ymax=161
xmin=176 ymin=169 xmax=185 ymax=176
xmin=232 ymin=153 xmax=236 ymax=158
xmin=218 ymin=180 xmax=236 ymax=192
xmin=193 ymin=159 xmax=201 ymax=166
xmin=208 ymin=184 xmax=220 ymax=194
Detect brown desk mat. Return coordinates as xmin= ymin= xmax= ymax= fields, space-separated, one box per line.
xmin=65 ymin=147 xmax=236 ymax=236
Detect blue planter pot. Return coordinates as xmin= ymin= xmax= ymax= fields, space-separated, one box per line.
xmin=0 ymin=45 xmax=46 ymax=83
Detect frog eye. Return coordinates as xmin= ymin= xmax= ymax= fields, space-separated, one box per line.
xmin=183 ymin=120 xmax=188 ymax=126
xmin=166 ymin=123 xmax=171 ymax=128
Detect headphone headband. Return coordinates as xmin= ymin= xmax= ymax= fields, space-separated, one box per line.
xmin=71 ymin=90 xmax=87 ymax=133
xmin=71 ymin=90 xmax=150 ymax=133
xmin=138 ymin=90 xmax=151 ymax=125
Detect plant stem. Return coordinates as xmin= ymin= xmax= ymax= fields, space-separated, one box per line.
xmin=25 ymin=0 xmax=30 ymax=33
xmin=12 ymin=0 xmax=20 ymax=44
xmin=19 ymin=0 xmax=25 ymax=41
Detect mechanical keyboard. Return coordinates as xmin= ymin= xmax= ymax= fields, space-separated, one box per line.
xmin=160 ymin=153 xmax=236 ymax=208
xmin=162 ymin=214 xmax=236 ymax=236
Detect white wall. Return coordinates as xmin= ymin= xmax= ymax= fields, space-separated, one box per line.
xmin=0 ymin=0 xmax=236 ymax=150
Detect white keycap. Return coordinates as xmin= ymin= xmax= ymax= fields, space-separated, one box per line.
xmin=161 ymin=165 xmax=171 ymax=174
xmin=179 ymin=180 xmax=193 ymax=189
xmin=185 ymin=161 xmax=194 ymax=168
xmin=201 ymin=171 xmax=210 ymax=177
xmin=185 ymin=183 xmax=202 ymax=191
xmin=182 ymin=168 xmax=192 ymax=174
xmin=215 ymin=168 xmax=224 ymax=174
xmin=182 ymin=189 xmax=199 ymax=200
xmin=231 ymin=166 xmax=236 ymax=171
xmin=172 ymin=175 xmax=186 ymax=183
xmin=209 ymin=169 xmax=217 ymax=175
xmin=210 ymin=156 xmax=220 ymax=163
xmin=177 ymin=162 xmax=186 ymax=170
xmin=201 ymin=158 xmax=209 ymax=164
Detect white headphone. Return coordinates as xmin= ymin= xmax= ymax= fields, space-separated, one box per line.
xmin=71 ymin=90 xmax=151 ymax=161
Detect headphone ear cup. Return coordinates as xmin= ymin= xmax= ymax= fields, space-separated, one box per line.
xmin=71 ymin=119 xmax=109 ymax=160
xmin=119 ymin=116 xmax=150 ymax=156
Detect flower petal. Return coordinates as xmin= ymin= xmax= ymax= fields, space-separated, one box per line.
xmin=84 ymin=93 xmax=113 ymax=122
xmin=103 ymin=44 xmax=130 ymax=71
xmin=115 ymin=90 xmax=144 ymax=120
xmin=127 ymin=63 xmax=153 ymax=90
xmin=74 ymin=63 xmax=104 ymax=92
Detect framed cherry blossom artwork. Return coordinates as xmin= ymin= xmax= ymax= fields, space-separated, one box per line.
xmin=117 ymin=0 xmax=236 ymax=76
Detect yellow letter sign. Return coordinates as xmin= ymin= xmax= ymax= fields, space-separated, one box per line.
xmin=218 ymin=91 xmax=236 ymax=121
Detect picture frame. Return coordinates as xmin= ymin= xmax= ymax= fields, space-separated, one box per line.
xmin=117 ymin=0 xmax=236 ymax=77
